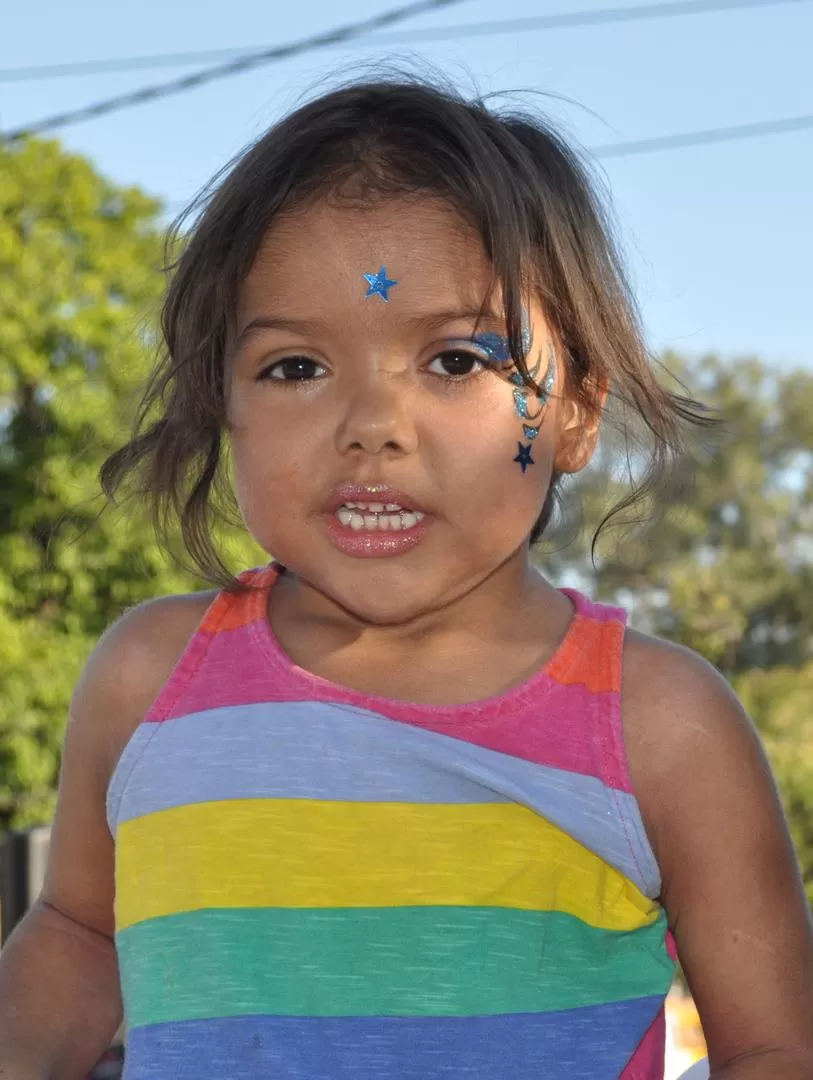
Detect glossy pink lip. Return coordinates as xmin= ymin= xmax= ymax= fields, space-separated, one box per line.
xmin=324 ymin=513 xmax=431 ymax=558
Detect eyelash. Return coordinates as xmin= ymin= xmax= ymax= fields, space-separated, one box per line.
xmin=426 ymin=347 xmax=490 ymax=380
xmin=256 ymin=346 xmax=491 ymax=385
xmin=257 ymin=357 xmax=327 ymax=382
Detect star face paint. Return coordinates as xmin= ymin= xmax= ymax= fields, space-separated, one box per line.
xmin=363 ymin=266 xmax=398 ymax=302
xmin=513 ymin=442 xmax=535 ymax=473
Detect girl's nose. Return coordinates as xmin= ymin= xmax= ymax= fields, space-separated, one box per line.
xmin=334 ymin=374 xmax=419 ymax=458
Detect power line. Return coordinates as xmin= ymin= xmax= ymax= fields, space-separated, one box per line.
xmin=1 ymin=0 xmax=809 ymax=84
xmin=1 ymin=0 xmax=470 ymax=141
xmin=592 ymin=113 xmax=813 ymax=156
xmin=3 ymin=0 xmax=811 ymax=158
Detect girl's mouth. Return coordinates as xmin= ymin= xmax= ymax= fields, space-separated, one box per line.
xmin=334 ymin=502 xmax=426 ymax=532
xmin=324 ymin=484 xmax=431 ymax=557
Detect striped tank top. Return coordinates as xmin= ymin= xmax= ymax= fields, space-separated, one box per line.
xmin=107 ymin=563 xmax=676 ymax=1079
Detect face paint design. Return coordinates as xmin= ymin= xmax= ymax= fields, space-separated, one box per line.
xmin=513 ymin=443 xmax=535 ymax=473
xmin=509 ymin=339 xmax=556 ymax=472
xmin=472 ymin=326 xmax=556 ymax=473
xmin=363 ymin=266 xmax=398 ymax=302
xmin=473 ymin=325 xmax=533 ymax=368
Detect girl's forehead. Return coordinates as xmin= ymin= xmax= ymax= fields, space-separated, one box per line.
xmin=239 ymin=198 xmax=497 ymax=322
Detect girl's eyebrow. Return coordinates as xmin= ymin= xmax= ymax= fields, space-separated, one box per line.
xmin=235 ymin=307 xmax=504 ymax=350
xmin=235 ymin=315 xmax=330 ymax=348
xmin=407 ymin=307 xmax=502 ymax=332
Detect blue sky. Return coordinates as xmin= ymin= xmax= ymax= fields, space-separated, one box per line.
xmin=4 ymin=0 xmax=812 ymax=367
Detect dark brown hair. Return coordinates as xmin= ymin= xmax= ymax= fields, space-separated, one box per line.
xmin=100 ymin=75 xmax=712 ymax=589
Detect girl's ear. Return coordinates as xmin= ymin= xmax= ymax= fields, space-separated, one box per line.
xmin=553 ymin=374 xmax=607 ymax=475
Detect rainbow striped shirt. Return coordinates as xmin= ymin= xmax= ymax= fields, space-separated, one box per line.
xmin=107 ymin=564 xmax=675 ymax=1079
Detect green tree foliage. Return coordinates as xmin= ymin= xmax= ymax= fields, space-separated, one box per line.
xmin=590 ymin=355 xmax=812 ymax=674
xmin=1 ymin=137 xmax=177 ymax=631
xmin=736 ymin=664 xmax=813 ymax=900
xmin=0 ymin=137 xmax=257 ymax=827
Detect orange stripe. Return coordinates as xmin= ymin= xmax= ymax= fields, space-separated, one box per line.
xmin=548 ymin=615 xmax=623 ymax=693
xmin=200 ymin=566 xmax=276 ymax=633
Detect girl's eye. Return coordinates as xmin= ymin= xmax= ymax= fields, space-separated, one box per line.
xmin=260 ymin=357 xmax=327 ymax=381
xmin=427 ymin=349 xmax=486 ymax=379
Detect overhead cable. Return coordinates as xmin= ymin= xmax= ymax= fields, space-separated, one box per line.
xmin=592 ymin=113 xmax=813 ymax=156
xmin=2 ymin=0 xmax=470 ymax=140
xmin=1 ymin=0 xmax=808 ymax=83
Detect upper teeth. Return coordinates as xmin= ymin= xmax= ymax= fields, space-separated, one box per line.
xmin=336 ymin=503 xmax=425 ymax=531
xmin=344 ymin=502 xmax=403 ymax=512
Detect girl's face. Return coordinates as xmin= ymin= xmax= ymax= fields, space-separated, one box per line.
xmin=227 ymin=197 xmax=589 ymax=625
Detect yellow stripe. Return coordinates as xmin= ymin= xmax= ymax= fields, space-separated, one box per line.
xmin=115 ymin=800 xmax=657 ymax=932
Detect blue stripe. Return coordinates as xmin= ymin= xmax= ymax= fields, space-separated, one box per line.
xmin=124 ymin=998 xmax=661 ymax=1079
xmin=110 ymin=701 xmax=657 ymax=895
xmin=108 ymin=701 xmax=658 ymax=894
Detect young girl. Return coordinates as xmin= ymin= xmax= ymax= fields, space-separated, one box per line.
xmin=0 ymin=78 xmax=811 ymax=1080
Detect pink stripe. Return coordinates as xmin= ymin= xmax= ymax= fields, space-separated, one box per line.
xmin=619 ymin=1008 xmax=666 ymax=1079
xmin=566 ymin=591 xmax=626 ymax=625
xmin=666 ymin=930 xmax=679 ymax=961
xmin=147 ymin=620 xmax=632 ymax=791
xmin=143 ymin=620 xmax=218 ymax=725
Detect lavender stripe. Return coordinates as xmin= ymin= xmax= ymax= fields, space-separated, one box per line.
xmin=108 ymin=701 xmax=660 ymax=896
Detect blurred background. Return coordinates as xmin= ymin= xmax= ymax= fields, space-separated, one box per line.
xmin=1 ymin=1 xmax=812 ymax=1076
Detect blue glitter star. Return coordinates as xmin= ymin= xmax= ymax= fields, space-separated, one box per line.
xmin=363 ymin=267 xmax=398 ymax=302
xmin=514 ymin=442 xmax=535 ymax=473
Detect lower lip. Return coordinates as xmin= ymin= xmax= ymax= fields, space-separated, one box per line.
xmin=324 ymin=514 xmax=431 ymax=558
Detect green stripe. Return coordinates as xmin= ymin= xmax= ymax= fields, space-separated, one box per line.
xmin=118 ymin=906 xmax=674 ymax=1027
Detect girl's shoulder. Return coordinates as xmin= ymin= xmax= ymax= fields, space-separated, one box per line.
xmin=44 ymin=590 xmax=221 ymax=943
xmin=620 ymin=626 xmax=781 ymax=911
xmin=619 ymin=627 xmax=768 ymax=904
xmin=619 ymin=629 xmax=813 ymax=1067
xmin=620 ymin=628 xmax=748 ymax=822
xmin=75 ymin=590 xmax=219 ymax=788
xmin=621 ymin=626 xmax=746 ymax=749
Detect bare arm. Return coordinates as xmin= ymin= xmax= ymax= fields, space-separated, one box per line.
xmin=0 ymin=901 xmax=121 ymax=1079
xmin=624 ymin=633 xmax=813 ymax=1080
xmin=0 ymin=663 xmax=121 ymax=1078
xmin=712 ymin=1052 xmax=813 ymax=1079
xmin=0 ymin=592 xmax=213 ymax=1079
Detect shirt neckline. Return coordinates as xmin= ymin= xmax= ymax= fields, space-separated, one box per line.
xmin=244 ymin=563 xmax=592 ymax=718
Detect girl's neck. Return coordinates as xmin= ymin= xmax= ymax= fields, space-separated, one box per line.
xmin=266 ymin=554 xmax=576 ymax=705
xmin=276 ymin=552 xmax=559 ymax=640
